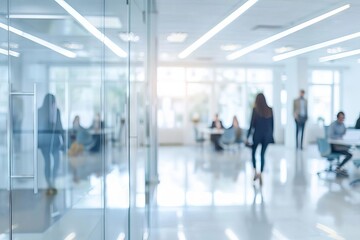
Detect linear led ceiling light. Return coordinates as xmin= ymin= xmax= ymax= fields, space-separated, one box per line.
xmin=0 ymin=22 xmax=76 ymax=58
xmin=0 ymin=48 xmax=20 ymax=57
xmin=273 ymin=32 xmax=360 ymax=61
xmin=227 ymin=4 xmax=350 ymax=60
xmin=178 ymin=0 xmax=258 ymax=59
xmin=55 ymin=0 xmax=127 ymax=58
xmin=319 ymin=48 xmax=360 ymax=62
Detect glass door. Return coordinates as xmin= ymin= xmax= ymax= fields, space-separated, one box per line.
xmin=5 ymin=0 xmax=130 ymax=239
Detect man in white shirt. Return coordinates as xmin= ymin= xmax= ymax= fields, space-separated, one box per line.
xmin=293 ymin=90 xmax=308 ymax=150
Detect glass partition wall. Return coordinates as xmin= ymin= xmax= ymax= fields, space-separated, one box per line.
xmin=0 ymin=0 xmax=151 ymax=239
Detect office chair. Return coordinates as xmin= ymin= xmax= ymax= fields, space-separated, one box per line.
xmin=316 ymin=138 xmax=342 ymax=178
xmin=219 ymin=128 xmax=236 ymax=151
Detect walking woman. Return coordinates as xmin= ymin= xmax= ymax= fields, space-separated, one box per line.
xmin=246 ymin=93 xmax=274 ymax=186
xmin=38 ymin=93 xmax=64 ymax=195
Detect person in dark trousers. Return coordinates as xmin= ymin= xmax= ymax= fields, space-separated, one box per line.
xmin=246 ymin=93 xmax=274 ymax=186
xmin=293 ymin=89 xmax=308 ymax=150
xmin=210 ymin=113 xmax=224 ymax=151
xmin=38 ymin=93 xmax=65 ymax=195
xmin=328 ymin=111 xmax=352 ymax=176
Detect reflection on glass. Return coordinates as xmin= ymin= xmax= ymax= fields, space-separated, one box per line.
xmin=38 ymin=93 xmax=64 ymax=195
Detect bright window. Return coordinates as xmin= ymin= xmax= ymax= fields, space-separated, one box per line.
xmin=309 ymin=70 xmax=341 ymax=125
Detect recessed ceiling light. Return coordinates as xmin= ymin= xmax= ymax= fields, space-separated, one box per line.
xmin=178 ymin=0 xmax=258 ymax=59
xmin=167 ymin=33 xmax=188 ymax=43
xmin=273 ymin=32 xmax=360 ymax=61
xmin=227 ymin=4 xmax=350 ymax=60
xmin=118 ymin=32 xmax=140 ymax=42
xmin=274 ymin=46 xmax=294 ymax=54
xmin=75 ymin=50 xmax=89 ymax=57
xmin=63 ymin=42 xmax=84 ymax=50
xmin=327 ymin=47 xmax=344 ymax=54
xmin=220 ymin=44 xmax=241 ymax=51
xmin=1 ymin=42 xmax=19 ymax=49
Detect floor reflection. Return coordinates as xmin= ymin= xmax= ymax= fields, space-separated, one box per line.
xmin=244 ymin=186 xmax=272 ymax=240
xmin=152 ymin=145 xmax=360 ymax=240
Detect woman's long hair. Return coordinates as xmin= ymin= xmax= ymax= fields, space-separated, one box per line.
xmin=41 ymin=93 xmax=56 ymax=109
xmin=41 ymin=93 xmax=57 ymax=125
xmin=254 ymin=93 xmax=272 ymax=118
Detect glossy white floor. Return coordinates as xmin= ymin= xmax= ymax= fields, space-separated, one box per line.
xmin=150 ymin=144 xmax=360 ymax=240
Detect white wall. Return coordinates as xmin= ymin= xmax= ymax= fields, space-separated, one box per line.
xmin=343 ymin=63 xmax=360 ymax=126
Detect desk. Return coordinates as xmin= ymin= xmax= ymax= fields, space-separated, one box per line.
xmin=199 ymin=128 xmax=224 ymax=135
xmin=199 ymin=128 xmax=224 ymax=151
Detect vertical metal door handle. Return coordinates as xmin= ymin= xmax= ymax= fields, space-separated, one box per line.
xmin=9 ymin=83 xmax=38 ymax=194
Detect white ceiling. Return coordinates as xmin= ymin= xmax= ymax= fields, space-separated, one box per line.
xmin=156 ymin=0 xmax=360 ymax=65
xmin=1 ymin=0 xmax=360 ymax=66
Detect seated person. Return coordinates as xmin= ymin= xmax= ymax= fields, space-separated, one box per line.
xmin=71 ymin=116 xmax=94 ymax=151
xmin=229 ymin=116 xmax=242 ymax=143
xmin=355 ymin=114 xmax=360 ymax=129
xmin=91 ymin=113 xmax=104 ymax=132
xmin=328 ymin=111 xmax=352 ymax=175
xmin=89 ymin=113 xmax=104 ymax=152
xmin=210 ymin=113 xmax=224 ymax=151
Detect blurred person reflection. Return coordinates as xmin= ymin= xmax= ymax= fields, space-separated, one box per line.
xmin=71 ymin=115 xmax=93 ymax=149
xmin=89 ymin=113 xmax=104 ymax=152
xmin=38 ymin=93 xmax=64 ymax=195
xmin=91 ymin=113 xmax=104 ymax=132
xmin=245 ymin=187 xmax=272 ymax=240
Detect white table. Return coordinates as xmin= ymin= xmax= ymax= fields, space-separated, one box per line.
xmin=199 ymin=128 xmax=224 ymax=135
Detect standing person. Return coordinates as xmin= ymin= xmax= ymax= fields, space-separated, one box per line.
xmin=210 ymin=113 xmax=224 ymax=151
xmin=246 ymin=93 xmax=274 ymax=186
xmin=293 ymin=89 xmax=308 ymax=150
xmin=328 ymin=111 xmax=352 ymax=176
xmin=38 ymin=94 xmax=64 ymax=195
